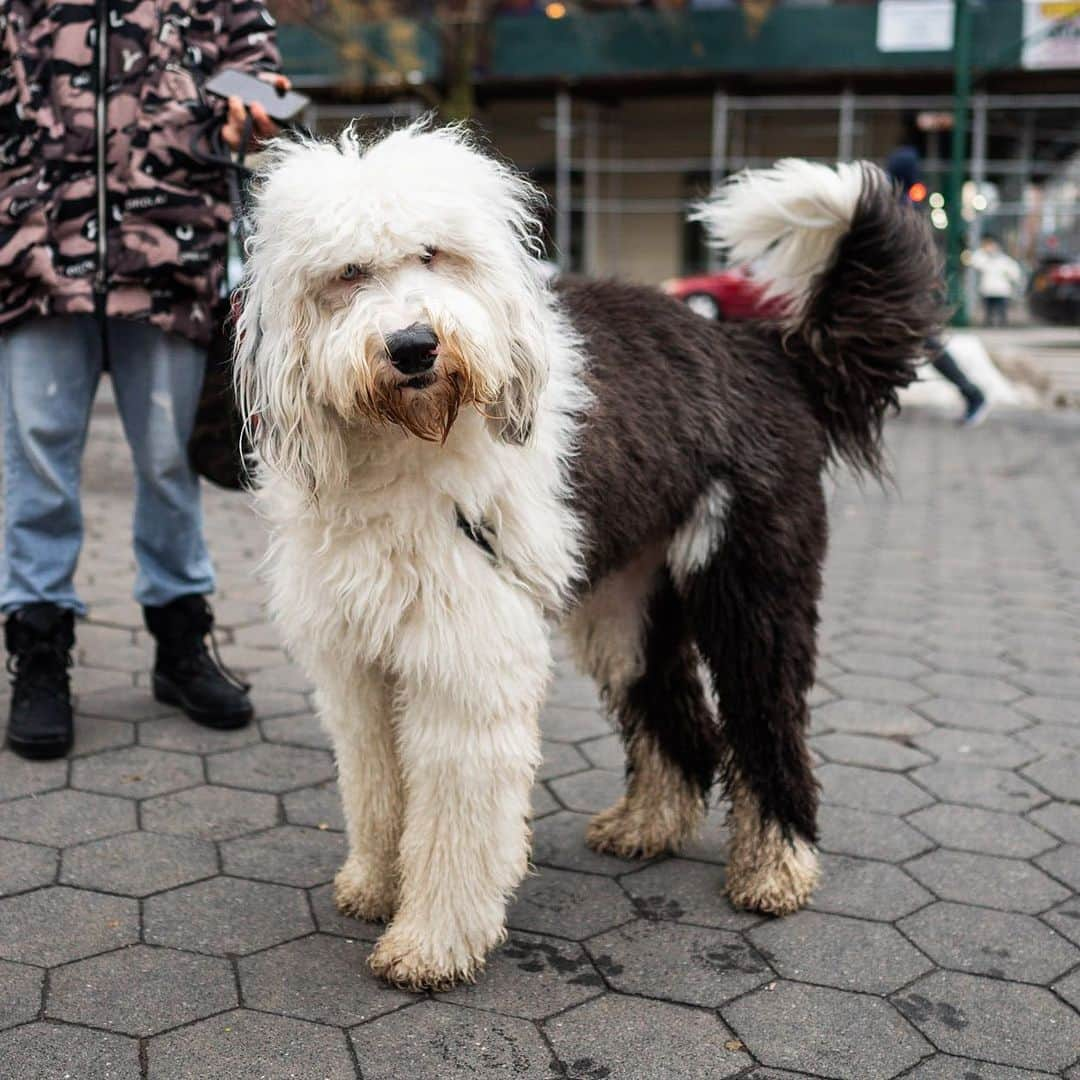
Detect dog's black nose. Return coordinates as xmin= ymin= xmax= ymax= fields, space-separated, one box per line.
xmin=386 ymin=324 xmax=439 ymax=375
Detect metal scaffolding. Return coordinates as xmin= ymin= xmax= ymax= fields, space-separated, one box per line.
xmin=292 ymin=90 xmax=1078 ymax=284
xmin=547 ymin=89 xmax=1080 ymax=277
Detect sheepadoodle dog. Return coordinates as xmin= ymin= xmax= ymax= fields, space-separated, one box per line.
xmin=235 ymin=122 xmax=939 ymax=990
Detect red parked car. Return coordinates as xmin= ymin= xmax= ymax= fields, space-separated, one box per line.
xmin=661 ymin=266 xmax=785 ymax=321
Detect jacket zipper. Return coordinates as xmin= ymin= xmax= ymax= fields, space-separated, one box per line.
xmin=94 ymin=0 xmax=108 ymax=298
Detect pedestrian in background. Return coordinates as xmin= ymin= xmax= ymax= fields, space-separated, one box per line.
xmin=925 ymin=336 xmax=989 ymax=427
xmin=0 ymin=0 xmax=284 ymax=759
xmin=886 ymin=145 xmax=989 ymax=427
xmin=970 ymin=235 xmax=1024 ymax=327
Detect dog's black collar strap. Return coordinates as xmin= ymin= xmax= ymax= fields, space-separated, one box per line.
xmin=455 ymin=507 xmax=497 ymax=563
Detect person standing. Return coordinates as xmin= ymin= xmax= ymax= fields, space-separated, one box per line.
xmin=0 ymin=0 xmax=284 ymax=758
xmin=970 ymin=236 xmax=1023 ymax=327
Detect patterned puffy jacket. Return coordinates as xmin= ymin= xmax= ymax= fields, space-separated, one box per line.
xmin=0 ymin=0 xmax=280 ymax=347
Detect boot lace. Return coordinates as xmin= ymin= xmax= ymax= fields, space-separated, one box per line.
xmin=166 ymin=604 xmax=251 ymax=694
xmin=207 ymin=629 xmax=251 ymax=694
xmin=7 ymin=639 xmax=73 ymax=705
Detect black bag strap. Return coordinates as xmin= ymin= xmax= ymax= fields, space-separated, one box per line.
xmin=185 ymin=107 xmax=309 ymax=492
xmin=190 ymin=110 xmax=255 ymax=286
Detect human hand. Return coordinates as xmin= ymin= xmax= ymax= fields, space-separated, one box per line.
xmin=221 ymin=74 xmax=291 ymax=151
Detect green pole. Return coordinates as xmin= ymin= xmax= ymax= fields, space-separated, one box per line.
xmin=948 ymin=0 xmax=971 ymax=326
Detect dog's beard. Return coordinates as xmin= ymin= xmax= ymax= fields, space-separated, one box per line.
xmin=366 ymin=350 xmax=493 ymax=443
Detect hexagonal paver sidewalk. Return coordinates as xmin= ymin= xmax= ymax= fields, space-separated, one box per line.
xmin=1 ymin=399 xmax=1079 ymax=1078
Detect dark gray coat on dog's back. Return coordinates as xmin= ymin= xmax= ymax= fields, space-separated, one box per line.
xmin=555 ymin=172 xmax=940 ymax=842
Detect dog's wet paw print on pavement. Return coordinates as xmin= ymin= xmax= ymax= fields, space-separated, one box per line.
xmin=1 ymin=411 xmax=1079 ymax=1077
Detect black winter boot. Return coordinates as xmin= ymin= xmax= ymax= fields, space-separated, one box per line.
xmin=144 ymin=595 xmax=253 ymax=730
xmin=5 ymin=604 xmax=75 ymax=759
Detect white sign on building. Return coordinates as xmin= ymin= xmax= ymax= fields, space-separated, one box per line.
xmin=877 ymin=0 xmax=956 ymax=53
xmin=1022 ymin=1 xmax=1080 ymax=69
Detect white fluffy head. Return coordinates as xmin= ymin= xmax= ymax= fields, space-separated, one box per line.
xmin=235 ymin=121 xmax=552 ymax=492
xmin=693 ymin=158 xmax=867 ymax=319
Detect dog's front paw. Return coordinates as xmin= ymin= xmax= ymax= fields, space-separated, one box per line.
xmin=586 ymin=796 xmax=702 ymax=859
xmin=368 ymin=924 xmax=490 ymax=992
xmin=334 ymin=859 xmax=397 ymax=923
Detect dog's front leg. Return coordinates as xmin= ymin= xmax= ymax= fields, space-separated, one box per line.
xmin=317 ymin=667 xmax=403 ymax=924
xmin=369 ymin=599 xmax=548 ymax=991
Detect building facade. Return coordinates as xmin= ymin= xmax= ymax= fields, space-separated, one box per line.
xmin=276 ymin=1 xmax=1080 ymax=283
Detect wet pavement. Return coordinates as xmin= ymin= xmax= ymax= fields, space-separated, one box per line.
xmin=1 ymin=392 xmax=1078 ymax=1079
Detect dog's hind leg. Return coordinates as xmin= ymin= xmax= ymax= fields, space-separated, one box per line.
xmin=678 ymin=480 xmax=824 ymax=916
xmin=317 ymin=667 xmax=403 ymax=923
xmin=567 ymin=551 xmax=721 ymax=859
xmin=368 ymin=571 xmax=549 ymax=991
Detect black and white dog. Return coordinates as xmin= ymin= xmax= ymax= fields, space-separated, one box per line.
xmin=235 ymin=124 xmax=939 ymax=989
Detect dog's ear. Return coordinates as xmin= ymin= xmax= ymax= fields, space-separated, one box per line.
xmin=453 ymin=139 xmax=551 ymax=446
xmin=234 ymin=273 xmax=348 ymax=496
xmin=489 ymin=306 xmax=548 ymax=445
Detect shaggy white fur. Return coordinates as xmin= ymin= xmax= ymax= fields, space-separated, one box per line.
xmin=238 ymin=124 xmax=590 ymax=989
xmin=666 ymin=478 xmax=732 ymax=592
xmin=693 ymin=158 xmax=865 ymax=318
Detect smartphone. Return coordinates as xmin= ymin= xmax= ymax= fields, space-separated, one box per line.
xmin=203 ymin=68 xmax=310 ymax=123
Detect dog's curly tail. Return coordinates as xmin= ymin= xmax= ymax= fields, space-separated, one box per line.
xmin=694 ymin=159 xmax=944 ymax=476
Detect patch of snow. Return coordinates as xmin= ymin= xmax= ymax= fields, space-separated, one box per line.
xmin=900 ymin=332 xmax=1040 ymax=415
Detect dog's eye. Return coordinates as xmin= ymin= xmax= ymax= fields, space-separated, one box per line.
xmin=420 ymin=247 xmax=437 ymax=265
xmin=340 ymin=264 xmax=366 ymax=282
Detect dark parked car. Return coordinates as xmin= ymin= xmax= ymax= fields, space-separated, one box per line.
xmin=1029 ymin=258 xmax=1080 ymax=325
xmin=661 ymin=266 xmax=785 ymax=320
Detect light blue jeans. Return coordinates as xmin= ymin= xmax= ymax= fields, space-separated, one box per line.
xmin=0 ymin=315 xmax=216 ymax=615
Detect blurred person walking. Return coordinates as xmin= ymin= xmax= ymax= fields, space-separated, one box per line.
xmin=886 ymin=145 xmax=988 ymax=426
xmin=925 ymin=336 xmax=989 ymax=426
xmin=0 ymin=0 xmax=284 ymax=758
xmin=970 ymin=235 xmax=1023 ymax=326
